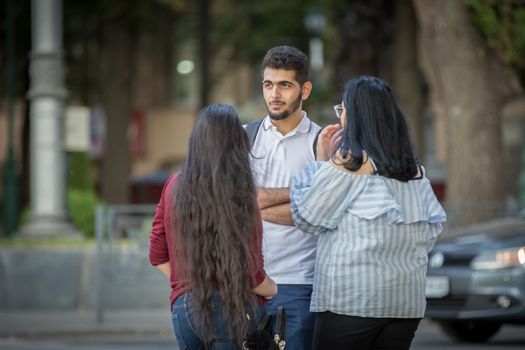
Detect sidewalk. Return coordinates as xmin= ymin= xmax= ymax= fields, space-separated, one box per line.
xmin=0 ymin=308 xmax=173 ymax=338
xmin=1 ymin=308 xmax=437 ymax=338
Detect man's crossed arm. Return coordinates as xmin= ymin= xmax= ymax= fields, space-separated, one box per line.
xmin=257 ymin=188 xmax=294 ymax=226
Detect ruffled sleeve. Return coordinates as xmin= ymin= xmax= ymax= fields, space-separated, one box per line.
xmin=290 ymin=161 xmax=368 ymax=234
xmin=291 ymin=162 xmax=447 ymax=240
xmin=348 ymin=175 xmax=447 ymax=223
xmin=346 ymin=172 xmax=446 ymax=252
xmin=422 ymin=182 xmax=447 ymax=252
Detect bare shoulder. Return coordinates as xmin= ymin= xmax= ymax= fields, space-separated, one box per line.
xmin=413 ymin=165 xmax=423 ymax=179
xmin=328 ymin=155 xmax=423 ymax=179
xmin=329 ymin=155 xmax=375 ymax=176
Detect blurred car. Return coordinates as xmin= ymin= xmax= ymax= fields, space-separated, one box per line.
xmin=425 ymin=216 xmax=525 ymax=342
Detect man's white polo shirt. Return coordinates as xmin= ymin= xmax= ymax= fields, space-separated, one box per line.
xmin=250 ymin=113 xmax=321 ymax=285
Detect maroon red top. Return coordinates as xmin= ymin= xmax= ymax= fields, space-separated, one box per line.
xmin=148 ymin=173 xmax=267 ymax=307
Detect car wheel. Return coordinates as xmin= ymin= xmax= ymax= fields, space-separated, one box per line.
xmin=438 ymin=320 xmax=502 ymax=342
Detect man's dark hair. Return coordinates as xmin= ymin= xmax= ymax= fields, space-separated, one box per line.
xmin=261 ymin=45 xmax=309 ymax=85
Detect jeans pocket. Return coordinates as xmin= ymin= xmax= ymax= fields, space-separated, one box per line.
xmin=172 ymin=313 xmax=188 ymax=350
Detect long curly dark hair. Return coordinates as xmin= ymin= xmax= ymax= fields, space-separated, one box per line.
xmin=172 ymin=104 xmax=261 ymax=347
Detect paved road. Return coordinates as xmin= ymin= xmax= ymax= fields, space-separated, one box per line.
xmin=0 ymin=322 xmax=523 ymax=349
xmin=412 ymin=322 xmax=525 ymax=350
xmin=0 ymin=336 xmax=176 ymax=350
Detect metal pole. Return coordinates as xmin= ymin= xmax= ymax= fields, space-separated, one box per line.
xmin=20 ymin=0 xmax=79 ymax=236
xmin=2 ymin=0 xmax=20 ymax=236
xmin=95 ymin=205 xmax=105 ymax=324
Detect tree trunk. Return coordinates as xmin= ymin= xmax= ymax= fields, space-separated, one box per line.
xmin=391 ymin=0 xmax=424 ymax=157
xmin=134 ymin=26 xmax=172 ymax=109
xmin=334 ymin=0 xmax=392 ymax=88
xmin=199 ymin=0 xmax=210 ymax=108
xmin=99 ymin=21 xmax=134 ymax=204
xmin=413 ymin=0 xmax=511 ymax=225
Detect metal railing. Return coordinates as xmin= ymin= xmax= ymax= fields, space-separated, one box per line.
xmin=95 ymin=204 xmax=156 ymax=323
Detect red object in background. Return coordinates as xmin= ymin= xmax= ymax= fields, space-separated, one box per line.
xmin=430 ymin=181 xmax=446 ymax=202
xmin=130 ymin=182 xmax=164 ymax=204
xmin=129 ymin=170 xmax=171 ymax=204
xmin=129 ymin=108 xmax=145 ymax=158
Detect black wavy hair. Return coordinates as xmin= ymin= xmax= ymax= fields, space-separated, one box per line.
xmin=172 ymin=104 xmax=261 ymax=347
xmin=261 ymin=45 xmax=309 ymax=85
xmin=339 ymin=75 xmax=419 ymax=182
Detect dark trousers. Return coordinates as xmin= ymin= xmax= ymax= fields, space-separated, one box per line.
xmin=312 ymin=312 xmax=421 ymax=350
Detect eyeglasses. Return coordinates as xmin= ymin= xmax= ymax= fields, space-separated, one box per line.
xmin=333 ymin=104 xmax=344 ymax=119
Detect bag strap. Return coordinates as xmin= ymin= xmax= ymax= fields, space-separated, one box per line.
xmin=274 ymin=306 xmax=286 ymax=350
xmin=245 ymin=118 xmax=264 ymax=147
xmin=256 ymin=313 xmax=272 ymax=331
xmin=312 ymin=127 xmax=323 ymax=158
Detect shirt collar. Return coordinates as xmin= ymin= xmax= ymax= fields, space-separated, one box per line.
xmin=262 ymin=112 xmax=312 ymax=134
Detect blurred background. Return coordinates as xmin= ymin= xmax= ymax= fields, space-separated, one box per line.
xmin=0 ymin=0 xmax=525 ymax=348
xmin=1 ymin=0 xmax=525 ymax=235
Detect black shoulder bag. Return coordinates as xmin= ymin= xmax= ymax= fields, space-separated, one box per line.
xmin=243 ymin=306 xmax=286 ymax=350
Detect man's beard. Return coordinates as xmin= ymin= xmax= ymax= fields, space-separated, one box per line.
xmin=268 ymin=94 xmax=302 ymax=121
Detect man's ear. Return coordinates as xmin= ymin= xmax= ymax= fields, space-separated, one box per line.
xmin=301 ymin=81 xmax=313 ymax=100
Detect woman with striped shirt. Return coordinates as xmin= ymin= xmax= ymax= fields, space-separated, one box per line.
xmin=290 ymin=76 xmax=446 ymax=350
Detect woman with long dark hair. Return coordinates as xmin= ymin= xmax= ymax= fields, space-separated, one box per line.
xmin=149 ymin=104 xmax=277 ymax=349
xmin=290 ymin=76 xmax=446 ymax=349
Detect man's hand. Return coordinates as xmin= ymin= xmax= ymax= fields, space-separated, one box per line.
xmin=261 ymin=203 xmax=294 ymax=226
xmin=257 ymin=188 xmax=290 ymax=210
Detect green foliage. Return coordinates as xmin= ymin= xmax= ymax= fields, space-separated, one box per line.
xmin=466 ymin=0 xmax=525 ymax=69
xmin=66 ymin=151 xmax=103 ymax=238
xmin=67 ymin=152 xmax=95 ymax=191
xmin=19 ymin=205 xmax=30 ymax=225
xmin=0 ymin=235 xmax=96 ymax=248
xmin=214 ymin=0 xmax=321 ymax=63
xmin=157 ymin=0 xmax=188 ymax=12
xmin=18 ymin=188 xmax=102 ymax=239
xmin=64 ymin=0 xmax=180 ymax=32
xmin=68 ymin=189 xmax=101 ymax=238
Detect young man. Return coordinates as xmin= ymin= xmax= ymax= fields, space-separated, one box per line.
xmin=248 ymin=46 xmax=321 ymax=350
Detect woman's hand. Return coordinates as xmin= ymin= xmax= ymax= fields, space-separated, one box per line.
xmin=316 ymin=124 xmax=343 ymax=161
xmin=253 ymin=275 xmax=278 ymax=298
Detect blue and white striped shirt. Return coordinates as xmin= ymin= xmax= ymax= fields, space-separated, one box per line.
xmin=290 ymin=161 xmax=446 ymax=318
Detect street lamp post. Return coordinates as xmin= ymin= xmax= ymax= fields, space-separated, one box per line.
xmin=304 ymin=9 xmax=327 ymax=120
xmin=19 ymin=0 xmax=79 ymax=237
xmin=2 ymin=0 xmax=20 ymax=236
xmin=304 ymin=10 xmax=326 ymax=73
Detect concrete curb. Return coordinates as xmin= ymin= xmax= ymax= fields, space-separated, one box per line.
xmin=0 ymin=309 xmax=173 ymax=338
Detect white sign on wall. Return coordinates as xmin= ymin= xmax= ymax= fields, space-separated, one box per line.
xmin=64 ymin=106 xmax=91 ymax=152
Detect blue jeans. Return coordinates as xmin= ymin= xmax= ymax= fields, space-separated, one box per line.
xmin=171 ymin=292 xmax=263 ymax=350
xmin=265 ymin=284 xmax=315 ymax=350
